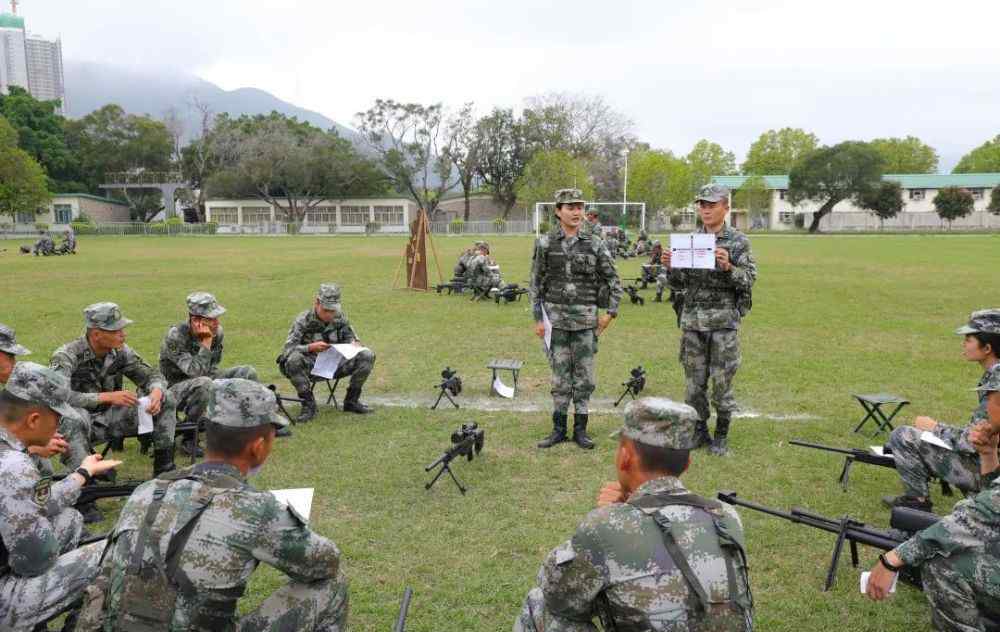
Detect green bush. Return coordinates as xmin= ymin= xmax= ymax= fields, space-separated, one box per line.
xmin=493 ymin=218 xmax=507 ymax=233
xmin=669 ymin=213 xmax=683 ymax=230
xmin=34 ymin=222 xmax=50 ymax=231
xmin=204 ymin=222 xmax=218 ymax=235
xmin=70 ymin=222 xmax=95 ymax=235
xmin=147 ymin=221 xmax=167 ymax=235
xmin=75 ymin=212 xmax=95 ymax=225
xmin=449 ymin=218 xmax=465 ymax=234
xmin=165 ymin=216 xmax=184 ymax=226
xmin=538 ymin=220 xmax=551 ymax=234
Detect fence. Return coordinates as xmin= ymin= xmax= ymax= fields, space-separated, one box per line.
xmin=428 ymin=220 xmax=533 ymax=235
xmin=815 ymin=210 xmax=1000 ymax=232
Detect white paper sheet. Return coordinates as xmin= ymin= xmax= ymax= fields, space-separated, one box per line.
xmin=271 ymin=488 xmax=314 ymax=522
xmin=860 ymin=571 xmax=897 ymax=594
xmin=669 ymin=233 xmax=716 ymax=270
xmin=331 ymin=343 xmax=367 ymax=361
xmin=492 ymin=376 xmax=515 ymax=399
xmin=541 ymin=306 xmax=553 ymax=351
xmin=920 ymin=431 xmax=953 ymax=451
xmin=870 ymin=446 xmax=893 ymax=458
xmin=311 ymin=348 xmax=342 ymax=379
xmin=137 ymin=396 xmax=154 ymax=435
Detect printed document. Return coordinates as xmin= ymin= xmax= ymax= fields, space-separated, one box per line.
xmin=493 ymin=376 xmax=516 ymax=399
xmin=137 ymin=396 xmax=154 ymax=435
xmin=669 ymin=233 xmax=716 ymax=269
xmin=271 ymin=488 xmax=314 ymax=522
xmin=311 ymin=344 xmax=369 ymax=379
xmin=860 ymin=571 xmax=897 ymax=594
xmin=541 ymin=306 xmax=553 ymax=351
xmin=920 ymin=431 xmax=952 ymax=451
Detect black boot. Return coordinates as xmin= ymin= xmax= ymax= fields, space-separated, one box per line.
xmin=180 ymin=432 xmax=204 ymax=458
xmin=153 ymin=448 xmax=176 ymax=476
xmin=538 ymin=412 xmax=568 ymax=448
xmin=572 ymin=414 xmax=595 ymax=449
xmin=343 ymin=386 xmax=373 ymax=414
xmin=77 ymin=502 xmax=103 ymax=524
xmin=654 ymin=289 xmax=663 ymax=303
xmin=108 ymin=435 xmax=126 ymax=453
xmin=693 ymin=419 xmax=712 ymax=449
xmin=710 ymin=413 xmax=732 ymax=456
xmin=297 ymin=391 xmax=317 ymax=423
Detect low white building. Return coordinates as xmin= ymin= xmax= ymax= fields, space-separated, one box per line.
xmin=712 ymin=173 xmax=1000 ymax=231
xmin=4 ymin=194 xmax=131 ymax=231
xmin=204 ymin=197 xmax=416 ymax=234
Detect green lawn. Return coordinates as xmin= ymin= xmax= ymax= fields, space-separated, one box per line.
xmin=5 ymin=232 xmax=998 ymax=631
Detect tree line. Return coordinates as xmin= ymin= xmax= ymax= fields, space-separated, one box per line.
xmin=2 ymin=86 xmax=999 ymax=230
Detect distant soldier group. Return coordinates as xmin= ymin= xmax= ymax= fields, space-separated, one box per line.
xmin=23 ymin=228 xmax=76 ymax=256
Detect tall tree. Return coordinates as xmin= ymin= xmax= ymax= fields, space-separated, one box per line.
xmin=869 ymin=136 xmax=939 ymax=173
xmin=444 ymin=103 xmax=482 ymax=221
xmin=686 ymin=140 xmax=737 ymax=191
xmin=933 ymin=186 xmax=975 ymax=229
xmin=989 ymin=186 xmax=1000 ymax=216
xmin=732 ymin=175 xmax=773 ymax=225
xmin=857 ymin=180 xmax=904 ymax=228
xmin=0 ymin=116 xmax=50 ymax=221
xmin=953 ymin=135 xmax=1000 ymax=173
xmin=627 ymin=149 xmax=693 ymax=212
xmin=515 ymin=150 xmax=593 ymax=212
xmin=787 ymin=141 xmax=885 ymax=233
xmin=475 ymin=108 xmax=527 ymax=218
xmin=0 ymin=86 xmax=80 ymax=191
xmin=179 ymin=97 xmax=216 ymax=221
xmin=741 ymin=128 xmax=819 ymax=175
xmin=356 ymin=99 xmax=458 ymax=217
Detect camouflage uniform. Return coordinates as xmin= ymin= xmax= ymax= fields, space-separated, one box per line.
xmin=33 ymin=232 xmax=54 ymax=256
xmin=160 ymin=292 xmax=258 ymax=428
xmin=888 ymin=310 xmax=1000 ymax=502
xmin=278 ymin=284 xmax=376 ymax=416
xmin=50 ymin=303 xmax=178 ymax=475
xmin=667 ymin=184 xmax=757 ymax=455
xmin=0 ymin=323 xmax=31 ymax=381
xmin=84 ymin=379 xmax=349 ymax=632
xmin=0 ymin=362 xmax=105 ymax=631
xmin=514 ymin=398 xmax=753 ymax=632
xmin=56 ymin=229 xmax=76 ymax=255
xmin=467 ymin=250 xmax=502 ymax=299
xmin=530 ymin=189 xmax=622 ymax=449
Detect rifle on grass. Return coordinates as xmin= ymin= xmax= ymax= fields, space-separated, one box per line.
xmin=789 ymin=440 xmax=954 ymax=496
xmin=718 ymin=490 xmax=938 ymax=591
xmin=393 ymin=587 xmax=413 ymax=631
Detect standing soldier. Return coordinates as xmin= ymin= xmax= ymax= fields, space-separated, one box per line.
xmin=278 ymin=284 xmax=376 ymax=421
xmin=530 ymin=188 xmax=622 ymax=450
xmin=160 ymin=292 xmax=265 ymax=457
xmin=661 ymin=183 xmax=756 ymax=456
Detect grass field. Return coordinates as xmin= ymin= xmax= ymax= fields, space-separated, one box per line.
xmin=5 ymin=232 xmax=999 ymax=631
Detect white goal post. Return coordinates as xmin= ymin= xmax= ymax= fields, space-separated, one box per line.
xmin=534 ymin=201 xmax=647 ymax=237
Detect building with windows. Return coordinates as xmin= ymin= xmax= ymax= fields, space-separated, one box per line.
xmin=204 ymin=197 xmax=415 ymax=233
xmin=0 ymin=12 xmax=65 ymax=112
xmin=0 ymin=13 xmax=28 ymax=94
xmin=5 ymin=194 xmax=131 ymax=230
xmin=712 ymin=173 xmax=1000 ymax=231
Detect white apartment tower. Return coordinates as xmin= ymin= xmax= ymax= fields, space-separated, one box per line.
xmin=0 ymin=13 xmax=28 ymax=94
xmin=0 ymin=10 xmax=65 ymax=114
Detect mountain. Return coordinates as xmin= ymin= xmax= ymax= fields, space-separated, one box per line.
xmin=63 ymin=61 xmax=359 ymax=142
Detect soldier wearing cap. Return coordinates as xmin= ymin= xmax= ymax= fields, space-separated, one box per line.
xmin=0 ymin=362 xmax=121 ymax=630
xmin=50 ymin=302 xmax=179 ymax=497
xmin=32 ymin=230 xmax=54 ymax=256
xmin=278 ymin=283 xmax=376 ymax=421
xmin=0 ymin=323 xmax=31 ymax=386
xmin=882 ymin=309 xmax=1000 ymax=512
xmin=867 ymin=323 xmax=1000 ymax=628
xmin=514 ymin=397 xmax=753 ymax=631
xmin=160 ymin=292 xmax=261 ymax=456
xmin=661 ymin=183 xmax=757 ymax=456
xmin=466 ymin=241 xmax=502 ymax=300
xmin=453 ymin=241 xmax=484 ymax=282
xmin=83 ymin=378 xmax=349 ymax=631
xmin=56 ymin=227 xmax=76 ymax=255
xmin=530 ymin=188 xmax=622 ymax=450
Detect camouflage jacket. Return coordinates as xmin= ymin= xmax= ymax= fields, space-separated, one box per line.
xmin=529 ymin=225 xmax=623 ymax=331
xmin=100 ymin=462 xmax=343 ymax=630
xmin=0 ymin=427 xmax=82 ymax=578
xmin=468 ymin=254 xmax=500 ymax=290
xmin=280 ymin=309 xmax=358 ymax=359
xmin=935 ymin=361 xmax=1000 ymax=454
xmin=50 ymin=337 xmax=167 ymax=410
xmin=531 ymin=476 xmax=752 ymax=631
xmin=159 ymin=321 xmax=227 ymax=387
xmin=667 ymin=225 xmax=756 ymax=331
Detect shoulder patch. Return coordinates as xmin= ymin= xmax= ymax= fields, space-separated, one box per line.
xmin=34 ymin=477 xmax=51 ymax=506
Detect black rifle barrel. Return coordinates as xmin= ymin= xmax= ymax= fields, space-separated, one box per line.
xmin=790 ymin=439 xmax=895 ymax=468
xmin=789 ymin=439 xmax=862 ymax=456
xmin=393 ymin=587 xmax=413 ymax=632
xmin=424 ymin=436 xmax=475 ymax=471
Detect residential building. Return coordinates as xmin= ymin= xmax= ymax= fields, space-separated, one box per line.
xmin=24 ymin=33 xmax=64 ymax=112
xmin=205 ymin=197 xmax=415 ymax=233
xmin=0 ymin=12 xmax=27 ymax=95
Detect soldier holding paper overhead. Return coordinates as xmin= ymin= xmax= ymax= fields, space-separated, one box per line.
xmin=278 ymin=283 xmax=376 ymax=421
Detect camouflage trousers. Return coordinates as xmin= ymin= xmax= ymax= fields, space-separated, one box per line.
xmin=281 ymin=348 xmax=376 ymax=396
xmin=169 ymin=366 xmax=258 ymax=424
xmin=0 ymin=539 xmax=104 ymax=630
xmin=680 ymin=329 xmax=741 ymax=421
xmin=922 ymin=549 xmax=1000 ymax=632
xmin=887 ymin=425 xmax=981 ymax=498
xmin=512 ymin=586 xmax=547 ymax=632
xmin=237 ymin=571 xmax=349 ymax=632
xmin=547 ymin=328 xmax=598 ymax=415
xmin=59 ymin=391 xmax=178 ymax=470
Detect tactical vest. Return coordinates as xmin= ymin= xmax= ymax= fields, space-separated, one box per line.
xmin=542 ymin=235 xmax=603 ymax=307
xmin=599 ymin=492 xmax=754 ymax=632
xmin=93 ymin=468 xmax=246 ymax=632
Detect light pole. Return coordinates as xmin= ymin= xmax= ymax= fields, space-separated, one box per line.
xmin=622 ymin=148 xmax=629 ymax=219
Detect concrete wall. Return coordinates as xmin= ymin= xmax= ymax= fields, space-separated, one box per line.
xmin=436 ymin=194 xmax=511 ymax=222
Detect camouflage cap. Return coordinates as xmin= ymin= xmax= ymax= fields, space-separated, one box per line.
xmin=612 ymin=397 xmax=700 ymax=449
xmin=955 ymin=308 xmax=1000 ymax=336
xmin=4 ymin=361 xmax=76 ymax=419
xmin=317 ymin=283 xmax=342 ymax=311
xmin=554 ymin=188 xmax=586 ymax=205
xmin=0 ymin=323 xmax=30 ymax=356
xmin=695 ymin=183 xmax=731 ymax=203
xmin=207 ymin=378 xmax=289 ymax=429
xmin=83 ymin=302 xmax=133 ymax=331
xmin=186 ymin=291 xmax=227 ymax=318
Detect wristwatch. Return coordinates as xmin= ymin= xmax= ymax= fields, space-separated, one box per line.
xmin=878 ymin=553 xmax=903 ymax=572
xmin=75 ymin=467 xmax=94 ymax=486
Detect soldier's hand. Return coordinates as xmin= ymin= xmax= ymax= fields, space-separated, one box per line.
xmin=80 ymin=453 xmax=123 ymax=478
xmin=146 ymin=388 xmax=164 ymax=415
xmin=192 ymin=318 xmax=214 ymax=348
xmin=660 ymin=249 xmax=672 ymax=269
xmin=865 ymin=554 xmax=901 ymax=601
xmin=970 ymin=422 xmax=999 ymax=455
xmin=534 ymin=322 xmax=546 ymax=338
xmin=28 ymin=433 xmax=69 ymax=458
xmin=308 ymin=341 xmax=332 ymax=353
xmin=597 ymin=481 xmax=626 ymax=507
xmin=596 ymin=313 xmax=613 ymax=337
xmin=913 ymin=416 xmax=938 ymax=432
xmin=715 ymin=248 xmax=731 ymax=271
xmin=100 ymin=390 xmax=138 ymax=407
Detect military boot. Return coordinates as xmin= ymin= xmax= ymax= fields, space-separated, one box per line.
xmin=654 ymin=289 xmax=663 ymax=303
xmin=343 ymin=386 xmax=373 ymax=414
xmin=693 ymin=418 xmax=712 ymax=449
xmin=709 ymin=413 xmax=732 ymax=456
xmin=296 ymin=391 xmax=317 ymax=423
xmin=572 ymin=414 xmax=595 ymax=449
xmin=153 ymin=447 xmax=176 ymax=476
xmin=538 ymin=412 xmax=568 ymax=448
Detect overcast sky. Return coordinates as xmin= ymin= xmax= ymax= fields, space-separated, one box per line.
xmin=20 ymin=0 xmax=1000 ymax=170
